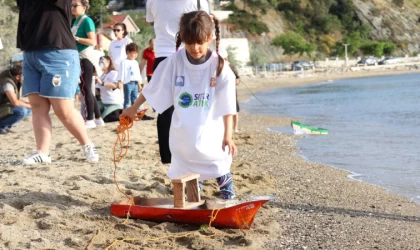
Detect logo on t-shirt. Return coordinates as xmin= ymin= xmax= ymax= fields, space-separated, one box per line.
xmin=178 ymin=92 xmax=192 ymax=108
xmin=175 ymin=76 xmax=184 ymax=87
xmin=192 ymin=93 xmax=210 ymax=108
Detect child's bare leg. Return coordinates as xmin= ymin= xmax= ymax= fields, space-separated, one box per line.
xmin=233 ymin=113 xmax=239 ymax=132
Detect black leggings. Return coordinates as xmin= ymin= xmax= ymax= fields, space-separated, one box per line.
xmin=79 ymin=59 xmax=101 ymax=120
xmin=103 ymin=109 xmax=122 ymax=123
xmin=153 ymin=57 xmax=174 ymax=164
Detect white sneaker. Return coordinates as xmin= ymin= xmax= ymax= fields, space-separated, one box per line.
xmin=85 ymin=120 xmax=96 ymax=129
xmin=22 ymin=151 xmax=52 ymax=165
xmin=95 ymin=118 xmax=105 ymax=126
xmin=84 ymin=144 xmax=99 ymax=162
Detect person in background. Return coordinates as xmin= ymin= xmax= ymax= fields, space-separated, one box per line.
xmin=219 ymin=49 xmax=240 ymax=133
xmin=117 ymin=43 xmax=142 ymax=109
xmin=146 ymin=0 xmax=210 ymax=164
xmin=17 ymin=0 xmax=99 ymax=164
xmin=0 ymin=64 xmax=32 ymax=134
xmin=108 ymin=23 xmax=133 ymax=72
xmin=71 ymin=0 xmax=104 ymax=128
xmin=121 ymin=11 xmax=237 ymax=200
xmin=139 ymin=38 xmax=155 ymax=85
xmin=95 ymin=56 xmax=123 ymax=123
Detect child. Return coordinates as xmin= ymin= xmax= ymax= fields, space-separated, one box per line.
xmin=117 ymin=43 xmax=142 ymax=109
xmin=121 ymin=11 xmax=237 ymax=200
xmin=95 ymin=56 xmax=123 ymax=122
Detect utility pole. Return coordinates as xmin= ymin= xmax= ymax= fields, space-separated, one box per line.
xmin=343 ymin=43 xmax=350 ymax=67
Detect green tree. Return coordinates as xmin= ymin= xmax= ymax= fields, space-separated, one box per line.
xmin=271 ymin=31 xmax=315 ymax=60
xmin=87 ymin=0 xmax=110 ymax=27
xmin=344 ymin=31 xmax=362 ymax=55
xmin=319 ymin=34 xmax=336 ymax=55
xmin=322 ymin=14 xmax=342 ymax=33
xmin=308 ymin=0 xmax=335 ymax=26
xmin=359 ymin=24 xmax=371 ymax=39
xmin=383 ymin=41 xmax=397 ymax=55
xmin=225 ymin=10 xmax=269 ymax=35
xmin=360 ymin=41 xmax=384 ymax=57
xmin=127 ymin=11 xmax=155 ymax=53
xmin=226 ymin=46 xmax=240 ymax=66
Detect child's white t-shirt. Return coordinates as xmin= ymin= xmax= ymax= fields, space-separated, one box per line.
xmin=146 ymin=0 xmax=210 ymax=58
xmin=108 ymin=37 xmax=133 ymax=71
xmin=96 ymin=70 xmax=122 ymax=105
xmin=142 ymin=48 xmax=236 ymax=181
xmin=118 ymin=59 xmax=142 ymax=84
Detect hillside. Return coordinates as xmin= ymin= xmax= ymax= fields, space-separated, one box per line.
xmin=226 ymin=0 xmax=420 ymax=63
xmin=1 ymin=0 xmax=419 ymax=67
xmin=352 ymin=0 xmax=420 ymax=53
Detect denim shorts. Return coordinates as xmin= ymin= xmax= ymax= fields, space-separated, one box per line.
xmin=22 ymin=49 xmax=81 ymax=99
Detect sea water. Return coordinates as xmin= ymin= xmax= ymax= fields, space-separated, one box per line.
xmin=242 ymin=73 xmax=420 ymax=204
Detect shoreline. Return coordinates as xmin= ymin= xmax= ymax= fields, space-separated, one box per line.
xmin=0 ymin=68 xmax=419 ymax=248
xmin=237 ymin=68 xmax=420 ymax=205
xmin=236 ymin=68 xmax=420 ymax=101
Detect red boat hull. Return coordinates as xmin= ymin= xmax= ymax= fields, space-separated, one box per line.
xmin=110 ymin=197 xmax=271 ymax=229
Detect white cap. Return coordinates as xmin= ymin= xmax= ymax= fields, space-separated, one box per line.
xmin=218 ymin=48 xmax=228 ymax=59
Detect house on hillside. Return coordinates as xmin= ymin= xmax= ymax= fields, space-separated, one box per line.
xmin=212 ymin=11 xmax=250 ymax=66
xmin=101 ymin=14 xmax=140 ymax=51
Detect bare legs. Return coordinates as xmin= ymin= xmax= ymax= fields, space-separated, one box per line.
xmin=28 ymin=94 xmax=52 ymax=154
xmin=233 ymin=113 xmax=239 ymax=133
xmin=28 ymin=94 xmax=91 ymax=154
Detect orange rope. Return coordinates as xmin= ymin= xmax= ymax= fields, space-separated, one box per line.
xmin=105 ymin=208 xmax=223 ymax=249
xmin=112 ymin=109 xmax=148 ymax=219
xmin=101 ymin=109 xmax=223 ymax=249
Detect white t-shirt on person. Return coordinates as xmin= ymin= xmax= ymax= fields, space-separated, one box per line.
xmin=142 ymin=48 xmax=236 ymax=181
xmin=108 ymin=37 xmax=133 ymax=71
xmin=118 ymin=59 xmax=142 ymax=84
xmin=146 ymin=0 xmax=210 ymax=58
xmin=95 ymin=70 xmax=122 ymax=105
xmin=0 ymin=82 xmax=13 ymax=94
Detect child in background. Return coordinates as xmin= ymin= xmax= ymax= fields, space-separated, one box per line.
xmin=121 ymin=11 xmax=238 ymax=200
xmin=117 ymin=43 xmax=142 ymax=109
xmin=95 ymin=56 xmax=123 ymax=122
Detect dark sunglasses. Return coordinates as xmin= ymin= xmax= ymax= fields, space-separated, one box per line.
xmin=113 ymin=29 xmax=122 ymax=32
xmin=71 ymin=3 xmax=82 ymax=7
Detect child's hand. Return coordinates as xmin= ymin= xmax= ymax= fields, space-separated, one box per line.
xmin=222 ymin=138 xmax=237 ymax=157
xmin=120 ymin=106 xmax=137 ymax=122
xmin=138 ymin=85 xmax=143 ymax=92
xmin=117 ymin=81 xmax=123 ymax=89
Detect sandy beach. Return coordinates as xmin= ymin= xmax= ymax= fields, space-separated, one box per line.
xmin=0 ymin=68 xmax=419 ymax=249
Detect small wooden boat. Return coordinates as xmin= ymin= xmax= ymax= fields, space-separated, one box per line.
xmin=291 ymin=120 xmax=328 ymax=135
xmin=110 ymin=196 xmax=274 ymax=229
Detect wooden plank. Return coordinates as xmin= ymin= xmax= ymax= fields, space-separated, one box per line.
xmin=186 ymin=179 xmax=200 ymax=202
xmin=172 ymin=173 xmax=200 ymax=184
xmin=178 ymin=200 xmax=205 ymax=209
xmin=173 ymin=183 xmax=185 ymax=208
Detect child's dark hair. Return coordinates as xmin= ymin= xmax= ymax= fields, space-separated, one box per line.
xmin=9 ymin=63 xmax=22 ymax=77
xmin=114 ymin=23 xmax=128 ymax=37
xmin=176 ymin=11 xmax=224 ymax=77
xmin=126 ymin=42 xmax=139 ymax=53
